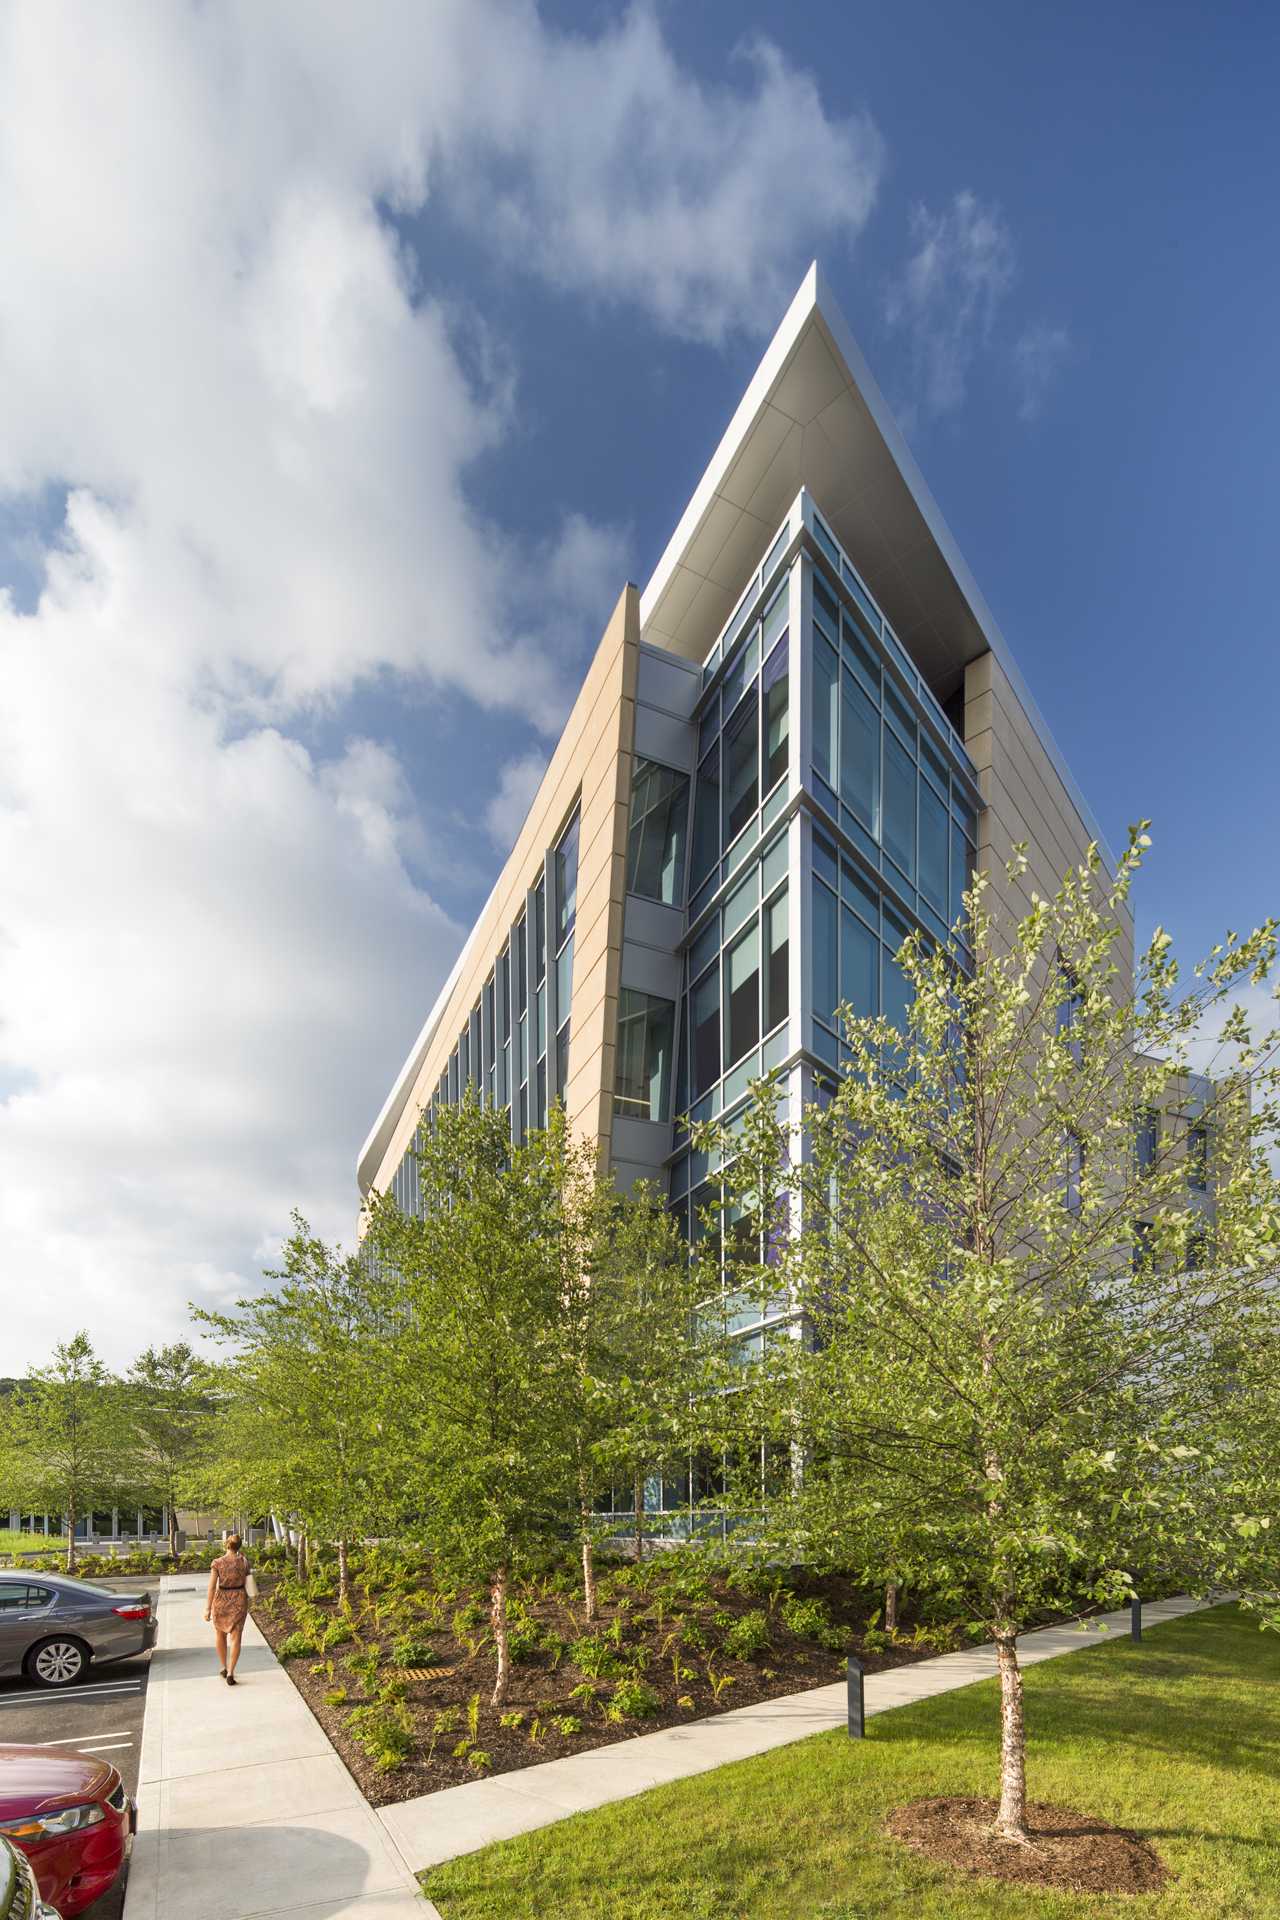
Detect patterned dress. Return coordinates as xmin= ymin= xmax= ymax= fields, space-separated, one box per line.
xmin=210 ymin=1551 xmax=251 ymax=1632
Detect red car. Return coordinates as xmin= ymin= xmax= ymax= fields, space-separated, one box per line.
xmin=0 ymin=1746 xmax=133 ymax=1917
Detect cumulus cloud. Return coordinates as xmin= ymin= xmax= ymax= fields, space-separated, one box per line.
xmin=1013 ymin=322 xmax=1072 ymax=421
xmin=885 ymin=190 xmax=1017 ymax=428
xmin=0 ymin=1 xmax=879 ymax=1365
xmin=484 ymin=750 xmax=553 ymax=854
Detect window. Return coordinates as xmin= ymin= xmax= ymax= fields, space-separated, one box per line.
xmin=763 ymin=636 xmax=789 ymax=791
xmin=724 ymin=920 xmax=760 ymax=1067
xmin=614 ymin=991 xmax=675 ymax=1122
xmin=555 ymin=813 xmax=579 ymax=947
xmin=765 ymin=885 xmax=789 ymax=1031
xmin=691 ymin=962 xmax=721 ymax=1098
xmin=1056 ymin=972 xmax=1083 ymax=1065
xmin=1132 ymin=1219 xmax=1155 ymax=1274
xmin=840 ymin=673 xmax=879 ymax=835
xmin=812 ymin=633 xmax=838 ymax=787
xmin=881 ymin=727 xmax=916 ymax=882
xmin=1186 ymin=1125 xmax=1210 ymax=1192
xmin=1064 ymin=1134 xmax=1083 ymax=1214
xmin=627 ymin=760 xmax=689 ymax=904
xmin=918 ymin=779 xmax=949 ymax=917
xmin=690 ymin=743 xmax=720 ymax=892
xmin=1135 ymin=1108 xmax=1159 ymax=1171
xmin=840 ymin=902 xmax=878 ymax=1021
xmin=950 ymin=818 xmax=975 ymax=931
xmin=723 ymin=687 xmax=760 ymax=841
xmin=812 ymin=872 xmax=838 ymax=1030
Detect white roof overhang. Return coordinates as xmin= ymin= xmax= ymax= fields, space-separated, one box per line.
xmin=640 ymin=263 xmax=1107 ymax=859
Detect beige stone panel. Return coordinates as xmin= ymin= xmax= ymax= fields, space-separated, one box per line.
xmin=965 ymin=649 xmax=1132 ymax=984
xmin=371 ymin=585 xmax=640 ymax=1194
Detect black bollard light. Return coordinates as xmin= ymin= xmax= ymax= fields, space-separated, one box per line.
xmin=847 ymin=1653 xmax=865 ymax=1738
xmin=1130 ymin=1595 xmax=1142 ymax=1644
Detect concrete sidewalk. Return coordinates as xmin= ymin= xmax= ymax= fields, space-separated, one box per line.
xmin=124 ymin=1580 xmax=433 ymax=1920
xmin=378 ymin=1593 xmax=1216 ymax=1872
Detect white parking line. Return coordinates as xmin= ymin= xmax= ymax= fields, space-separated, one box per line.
xmin=39 ymin=1732 xmax=134 ymax=1744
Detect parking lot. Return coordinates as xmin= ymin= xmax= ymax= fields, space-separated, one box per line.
xmin=0 ymin=1575 xmax=165 ymax=1920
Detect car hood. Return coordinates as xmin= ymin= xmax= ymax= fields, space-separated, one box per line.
xmin=0 ymin=1746 xmax=116 ymax=1818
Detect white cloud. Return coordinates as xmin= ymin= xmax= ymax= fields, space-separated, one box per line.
xmin=0 ymin=2 xmax=878 ymax=1366
xmin=438 ymin=18 xmax=884 ymax=344
xmin=885 ymin=190 xmax=1017 ymax=428
xmin=1013 ymin=322 xmax=1072 ymax=421
xmin=484 ymin=750 xmax=552 ymax=854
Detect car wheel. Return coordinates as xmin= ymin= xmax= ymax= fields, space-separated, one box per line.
xmin=26 ymin=1637 xmax=90 ymax=1688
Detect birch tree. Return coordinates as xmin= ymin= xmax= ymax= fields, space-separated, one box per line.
xmin=195 ymin=1221 xmax=396 ymax=1605
xmin=708 ymin=829 xmax=1280 ymax=1843
xmin=365 ymin=1099 xmax=579 ymax=1707
xmin=125 ymin=1343 xmax=216 ymax=1558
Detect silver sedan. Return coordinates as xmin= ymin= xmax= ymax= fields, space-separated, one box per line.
xmin=0 ymin=1578 xmax=156 ymax=1689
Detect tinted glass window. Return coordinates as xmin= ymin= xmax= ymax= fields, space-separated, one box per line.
xmin=812 ymin=634 xmax=838 ymax=786
xmin=882 ymin=728 xmax=916 ymax=881
xmin=723 ymin=688 xmax=759 ymax=842
xmin=627 ymin=760 xmax=689 ymax=905
xmin=840 ymin=675 xmax=879 ymax=835
xmin=0 ymin=1585 xmax=53 ymax=1610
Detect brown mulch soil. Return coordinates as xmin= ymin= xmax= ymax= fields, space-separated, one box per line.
xmin=250 ymin=1556 xmax=981 ymax=1808
xmin=883 ymin=1797 xmax=1169 ymax=1896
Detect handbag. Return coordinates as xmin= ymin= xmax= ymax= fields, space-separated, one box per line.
xmin=245 ymin=1569 xmax=259 ymax=1600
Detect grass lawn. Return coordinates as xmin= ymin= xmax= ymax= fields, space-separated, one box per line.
xmin=423 ymin=1603 xmax=1280 ymax=1919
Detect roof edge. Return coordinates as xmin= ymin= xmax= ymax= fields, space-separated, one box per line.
xmin=355 ymin=884 xmax=495 ymax=1196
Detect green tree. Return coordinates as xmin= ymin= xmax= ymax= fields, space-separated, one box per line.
xmin=195 ymin=1220 xmax=398 ymax=1604
xmin=708 ymin=831 xmax=1280 ymax=1841
xmin=365 ymin=1098 xmax=582 ymax=1706
xmin=590 ymin=1180 xmax=725 ymax=1565
xmin=0 ymin=1334 xmax=134 ymax=1571
xmin=125 ymin=1342 xmax=217 ymax=1558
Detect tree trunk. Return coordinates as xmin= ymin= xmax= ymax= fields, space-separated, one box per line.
xmin=66 ymin=1497 xmax=76 ymax=1574
xmin=885 ymin=1583 xmax=898 ymax=1633
xmin=993 ymin=1626 xmax=1028 ymax=1839
xmin=580 ymin=1502 xmax=597 ymax=1623
xmin=338 ymin=1537 xmax=349 ymax=1609
xmin=168 ymin=1499 xmax=179 ymax=1563
xmin=490 ymin=1561 xmax=511 ymax=1709
xmin=296 ymin=1530 xmax=305 ymax=1580
xmin=634 ymin=1474 xmax=644 ymax=1564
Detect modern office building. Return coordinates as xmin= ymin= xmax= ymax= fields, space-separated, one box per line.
xmin=358 ymin=264 xmax=1125 ymax=1271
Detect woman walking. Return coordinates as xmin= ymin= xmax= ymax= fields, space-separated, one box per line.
xmin=205 ymin=1533 xmax=252 ymax=1684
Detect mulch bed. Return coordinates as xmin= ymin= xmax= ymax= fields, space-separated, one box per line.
xmin=883 ymin=1797 xmax=1168 ymax=1896
xmin=251 ymin=1556 xmax=970 ymax=1808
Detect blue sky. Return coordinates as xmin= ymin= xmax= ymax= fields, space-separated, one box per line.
xmin=0 ymin=1 xmax=1275 ymax=1363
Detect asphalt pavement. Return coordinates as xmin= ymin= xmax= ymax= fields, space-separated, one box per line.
xmin=0 ymin=1576 xmax=164 ymax=1920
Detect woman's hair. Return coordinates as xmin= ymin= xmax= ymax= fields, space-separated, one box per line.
xmin=226 ymin=1533 xmax=242 ymax=1552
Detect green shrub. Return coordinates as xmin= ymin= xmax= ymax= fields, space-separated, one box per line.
xmin=277 ymin=1632 xmax=316 ymax=1662
xmin=453 ymin=1602 xmax=486 ymax=1636
xmin=606 ymin=1678 xmax=661 ymax=1721
xmin=509 ymin=1625 xmax=540 ymax=1662
xmin=391 ymin=1635 xmax=436 ymax=1667
xmin=681 ymin=1622 xmax=707 ymax=1651
xmin=321 ymin=1620 xmax=354 ymax=1650
xmin=346 ymin=1702 xmax=415 ymax=1772
xmin=781 ymin=1596 xmax=847 ymax=1649
xmin=722 ymin=1610 xmax=773 ymax=1660
xmin=571 ymin=1636 xmax=624 ymax=1679
xmin=347 ymin=1648 xmax=381 ymax=1690
xmin=551 ymin=1714 xmax=582 ymax=1736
